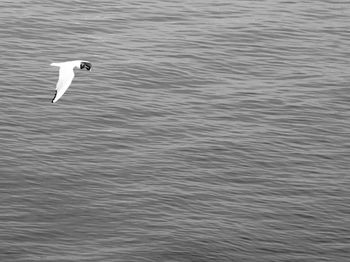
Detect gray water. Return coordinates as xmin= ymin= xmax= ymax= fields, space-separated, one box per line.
xmin=0 ymin=1 xmax=349 ymax=261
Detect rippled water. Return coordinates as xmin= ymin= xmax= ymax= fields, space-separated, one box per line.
xmin=0 ymin=1 xmax=349 ymax=261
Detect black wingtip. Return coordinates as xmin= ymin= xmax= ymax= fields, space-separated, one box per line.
xmin=51 ymin=91 xmax=57 ymax=103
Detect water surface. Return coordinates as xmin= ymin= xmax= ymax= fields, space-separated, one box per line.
xmin=0 ymin=1 xmax=349 ymax=261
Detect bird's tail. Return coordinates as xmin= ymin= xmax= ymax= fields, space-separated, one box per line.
xmin=50 ymin=63 xmax=60 ymax=67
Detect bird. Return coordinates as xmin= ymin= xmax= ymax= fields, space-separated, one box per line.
xmin=50 ymin=60 xmax=92 ymax=103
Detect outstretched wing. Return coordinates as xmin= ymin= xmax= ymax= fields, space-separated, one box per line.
xmin=52 ymin=67 xmax=75 ymax=103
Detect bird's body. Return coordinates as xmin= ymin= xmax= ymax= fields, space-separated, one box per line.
xmin=50 ymin=60 xmax=92 ymax=103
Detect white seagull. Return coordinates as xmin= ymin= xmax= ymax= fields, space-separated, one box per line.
xmin=50 ymin=60 xmax=92 ymax=103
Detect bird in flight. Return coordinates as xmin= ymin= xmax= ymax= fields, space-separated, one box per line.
xmin=50 ymin=60 xmax=92 ymax=103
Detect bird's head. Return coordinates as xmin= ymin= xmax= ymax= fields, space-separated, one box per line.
xmin=80 ymin=61 xmax=92 ymax=71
